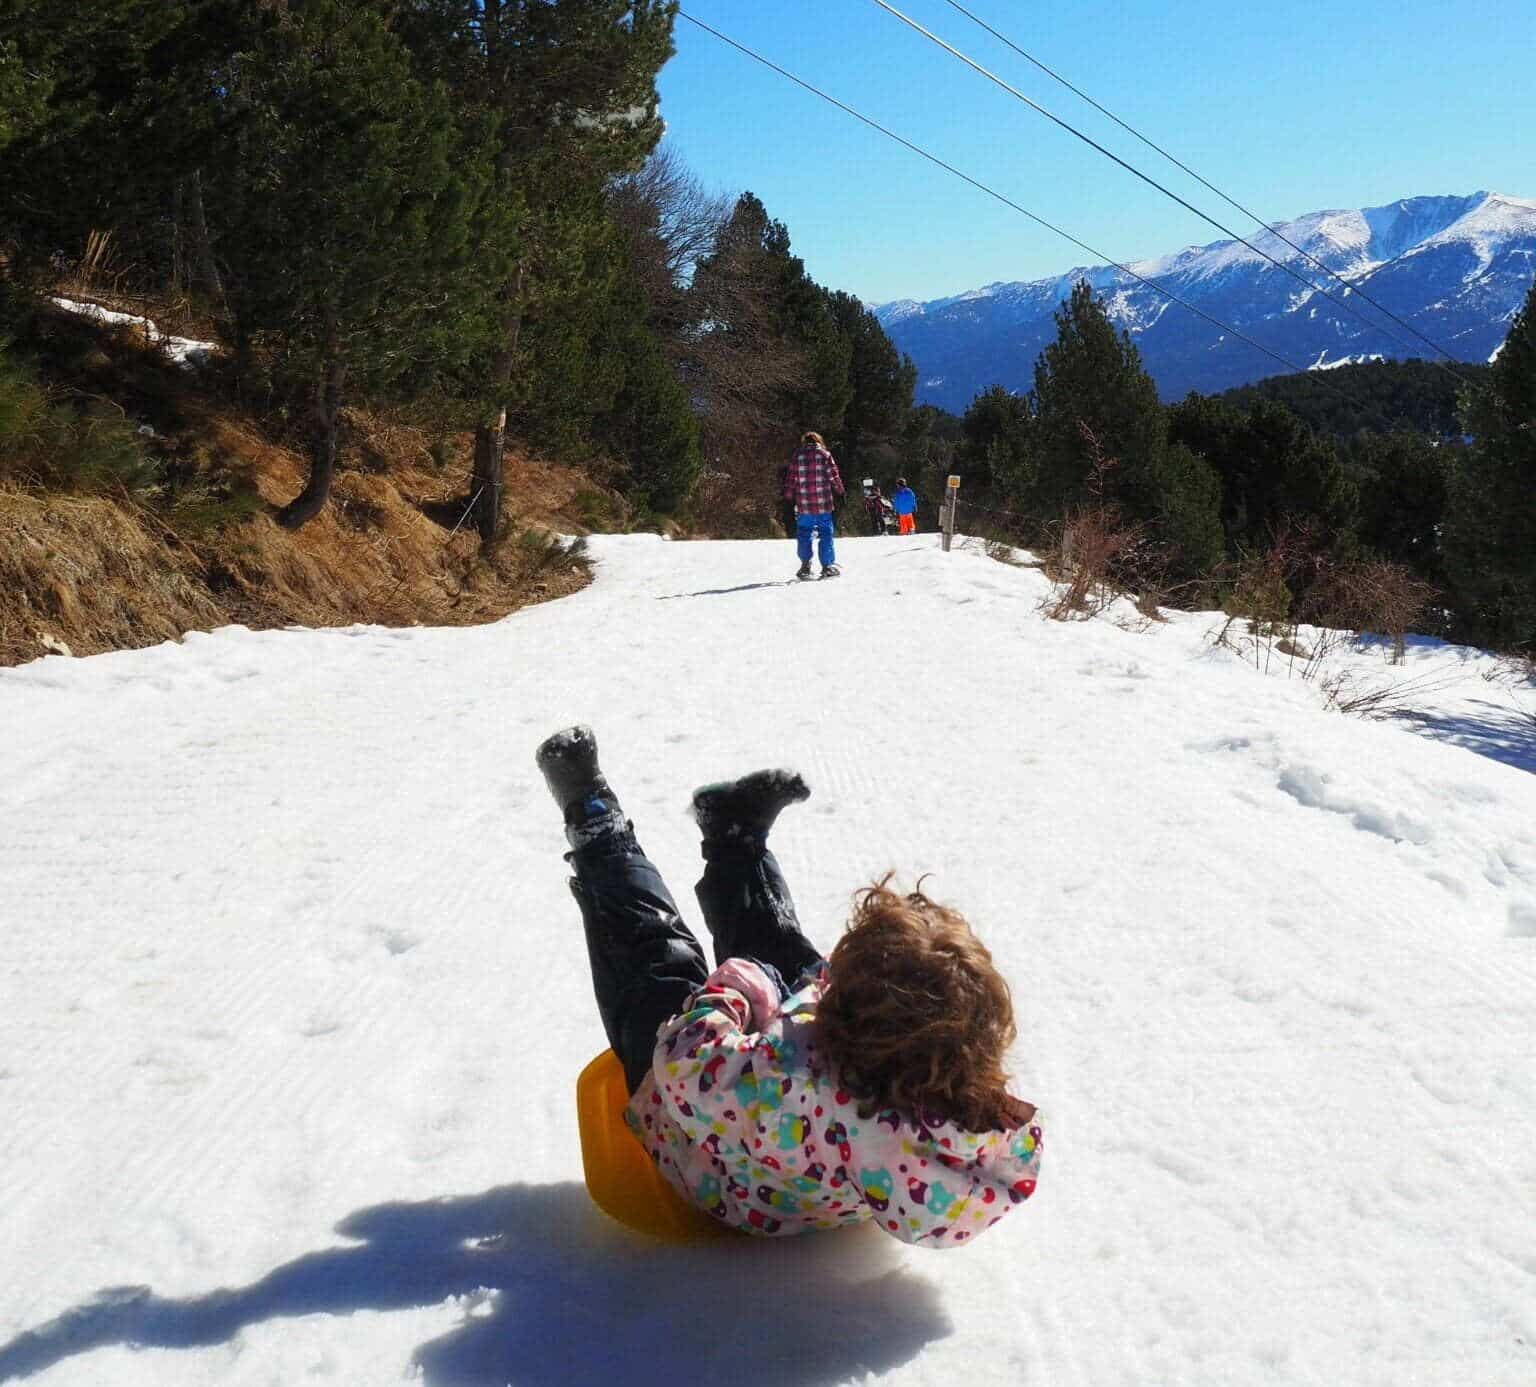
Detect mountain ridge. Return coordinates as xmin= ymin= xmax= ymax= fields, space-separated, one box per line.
xmin=874 ymin=191 xmax=1536 ymax=409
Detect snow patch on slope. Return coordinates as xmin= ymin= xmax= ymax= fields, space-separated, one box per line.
xmin=51 ymin=297 xmax=218 ymax=367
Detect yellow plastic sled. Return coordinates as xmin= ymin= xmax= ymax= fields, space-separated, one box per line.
xmin=576 ymin=1049 xmax=734 ymax=1243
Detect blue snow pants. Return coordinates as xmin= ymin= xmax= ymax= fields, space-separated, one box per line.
xmin=796 ymin=512 xmax=837 ymax=567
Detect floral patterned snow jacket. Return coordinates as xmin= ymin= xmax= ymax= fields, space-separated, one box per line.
xmin=624 ymin=958 xmax=1044 ymax=1245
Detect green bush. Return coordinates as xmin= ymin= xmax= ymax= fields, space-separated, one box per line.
xmin=163 ymin=483 xmax=264 ymax=538
xmin=45 ymin=402 xmax=163 ymax=493
xmin=0 ymin=338 xmax=163 ymax=495
xmin=0 ymin=339 xmax=48 ymax=468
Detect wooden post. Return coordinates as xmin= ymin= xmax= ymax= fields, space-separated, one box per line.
xmin=941 ymin=474 xmax=960 ymax=552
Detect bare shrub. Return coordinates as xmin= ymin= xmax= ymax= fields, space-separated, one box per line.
xmin=60 ymin=230 xmax=128 ymax=301
xmin=1039 ymin=423 xmax=1148 ymax=621
xmin=1206 ymin=525 xmax=1454 ymax=717
xmin=1134 ymin=587 xmax=1168 ymax=622
xmin=1043 ymin=506 xmax=1143 ymax=620
xmin=1301 ymin=558 xmax=1436 ymax=665
xmin=1318 ymin=667 xmax=1460 ymax=718
xmin=1212 ymin=534 xmax=1302 ymax=670
xmin=681 ymin=462 xmax=782 ymax=539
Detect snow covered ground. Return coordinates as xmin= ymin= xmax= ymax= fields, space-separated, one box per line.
xmin=49 ymin=298 xmax=218 ymax=368
xmin=2 ymin=533 xmax=1534 ymax=1386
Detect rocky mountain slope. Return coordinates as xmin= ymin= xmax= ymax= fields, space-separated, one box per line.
xmin=876 ymin=192 xmax=1536 ymax=408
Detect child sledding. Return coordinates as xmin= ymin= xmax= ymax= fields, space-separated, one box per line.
xmin=539 ymin=725 xmax=1044 ymax=1245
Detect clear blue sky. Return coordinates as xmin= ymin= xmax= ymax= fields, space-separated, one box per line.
xmin=656 ymin=0 xmax=1536 ymax=305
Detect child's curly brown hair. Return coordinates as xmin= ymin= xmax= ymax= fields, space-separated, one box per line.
xmin=816 ymin=875 xmax=1018 ymax=1132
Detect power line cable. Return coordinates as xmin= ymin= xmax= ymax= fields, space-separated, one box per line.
xmin=674 ymin=10 xmax=1420 ymax=435
xmin=868 ymin=0 xmax=1477 ymax=387
xmin=937 ymin=0 xmax=1476 ymax=375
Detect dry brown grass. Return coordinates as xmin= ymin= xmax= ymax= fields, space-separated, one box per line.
xmin=1 ymin=311 xmax=604 ymax=667
xmin=0 ymin=486 xmax=225 ymax=664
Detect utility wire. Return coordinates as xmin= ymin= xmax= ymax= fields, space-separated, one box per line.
xmin=674 ymin=10 xmax=1419 ymax=435
xmin=937 ymin=0 xmax=1475 ymax=375
xmin=869 ymin=0 xmax=1476 ymax=387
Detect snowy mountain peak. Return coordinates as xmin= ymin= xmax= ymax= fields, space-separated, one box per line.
xmin=876 ymin=190 xmax=1536 ymax=405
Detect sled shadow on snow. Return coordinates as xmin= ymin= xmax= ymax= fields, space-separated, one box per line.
xmin=0 ymin=1182 xmax=952 ymax=1387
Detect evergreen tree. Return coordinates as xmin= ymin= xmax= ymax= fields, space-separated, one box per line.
xmin=903 ymin=403 xmax=961 ymax=495
xmin=397 ymin=0 xmax=676 ymax=541
xmin=1348 ymin=431 xmax=1452 ymax=584
xmin=745 ymin=196 xmax=850 ymax=433
xmin=684 ymin=192 xmax=848 ymax=479
xmin=1219 ymin=358 xmax=1490 ymax=439
xmin=203 ymin=1 xmax=493 ymax=527
xmin=598 ymin=314 xmax=702 ymax=513
xmin=1153 ymin=442 xmax=1225 ymax=582
xmin=1031 ymin=282 xmax=1167 ymax=517
xmin=1169 ymin=393 xmax=1359 ymax=556
xmin=959 ymin=384 xmax=1032 ymax=495
xmin=0 ymin=36 xmax=46 ymax=153
xmin=1444 ymin=276 xmax=1536 ymax=649
xmin=826 ymin=290 xmax=915 ymax=477
xmin=1031 ymin=281 xmax=1223 ymax=576
xmin=0 ymin=3 xmax=186 ymax=272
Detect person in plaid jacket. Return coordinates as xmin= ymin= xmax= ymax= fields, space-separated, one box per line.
xmin=783 ymin=431 xmax=846 ymax=579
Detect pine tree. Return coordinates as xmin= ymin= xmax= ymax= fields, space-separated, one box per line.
xmin=960 ymin=384 xmax=1032 ymax=495
xmin=902 ymin=404 xmax=961 ymax=516
xmin=1032 ymin=282 xmax=1166 ymax=516
xmin=1169 ymin=393 xmax=1359 ymax=556
xmin=1444 ymin=276 xmax=1536 ymax=649
xmin=0 ymin=37 xmax=45 ymax=153
xmin=398 ymin=0 xmax=676 ymax=542
xmin=599 ymin=314 xmax=702 ymax=514
xmin=0 ymin=2 xmax=187 ymax=270
xmin=684 ymin=191 xmax=849 ymax=486
xmin=202 ymin=1 xmax=492 ymax=527
xmin=1031 ymin=281 xmax=1222 ymax=575
xmin=1348 ymin=430 xmax=1451 ymax=584
xmin=826 ymin=290 xmax=915 ymax=476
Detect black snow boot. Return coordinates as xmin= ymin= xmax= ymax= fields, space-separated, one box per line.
xmin=796 ymin=560 xmax=813 ymax=581
xmin=691 ymin=769 xmax=810 ymax=852
xmin=536 ymin=725 xmax=626 ymax=851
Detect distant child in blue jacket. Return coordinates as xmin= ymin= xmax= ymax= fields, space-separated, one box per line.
xmin=892 ymin=478 xmax=919 ymax=535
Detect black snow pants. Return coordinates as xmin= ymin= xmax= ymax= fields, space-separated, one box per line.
xmin=567 ymin=828 xmax=825 ymax=1095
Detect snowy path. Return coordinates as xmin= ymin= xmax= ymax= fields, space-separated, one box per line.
xmin=2 ymin=534 xmax=1534 ymax=1386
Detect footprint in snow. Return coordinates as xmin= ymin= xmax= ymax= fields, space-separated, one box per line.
xmin=369 ymin=926 xmax=419 ymax=957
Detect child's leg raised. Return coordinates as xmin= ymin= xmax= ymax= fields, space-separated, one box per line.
xmin=538 ymin=726 xmax=708 ymax=1094
xmin=690 ymin=770 xmax=824 ymax=987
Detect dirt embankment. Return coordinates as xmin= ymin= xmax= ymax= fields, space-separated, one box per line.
xmin=1 ymin=303 xmax=608 ymax=668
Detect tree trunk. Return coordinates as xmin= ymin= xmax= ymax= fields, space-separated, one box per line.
xmin=171 ymin=181 xmax=185 ymax=295
xmin=469 ymin=265 xmax=526 ymax=549
xmin=187 ymin=169 xmax=224 ymax=303
xmin=471 ymin=404 xmax=507 ymax=548
xmin=279 ymin=358 xmax=347 ymax=530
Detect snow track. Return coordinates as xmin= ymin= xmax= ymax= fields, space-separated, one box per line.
xmin=2 ymin=533 xmax=1535 ymax=1385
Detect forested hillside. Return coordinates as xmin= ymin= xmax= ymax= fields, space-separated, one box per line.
xmin=1217 ymin=359 xmax=1493 ymax=439
xmin=942 ymin=277 xmax=1536 ymax=653
xmin=2 ymin=2 xmax=1532 ymax=664
xmin=0 ymin=1 xmax=920 ymax=663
